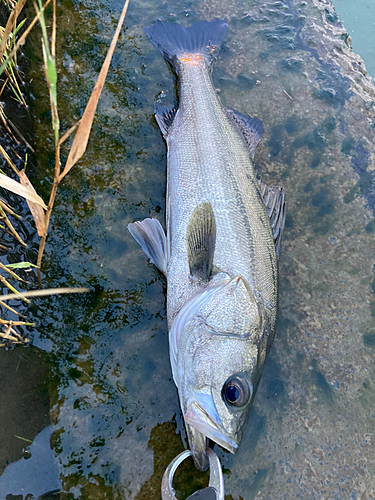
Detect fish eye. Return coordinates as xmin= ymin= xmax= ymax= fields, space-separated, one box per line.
xmin=222 ymin=376 xmax=251 ymax=408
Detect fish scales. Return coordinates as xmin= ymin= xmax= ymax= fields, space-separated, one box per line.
xmin=166 ymin=60 xmax=277 ymax=329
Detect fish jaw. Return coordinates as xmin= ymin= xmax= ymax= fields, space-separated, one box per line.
xmin=185 ymin=422 xmax=209 ymax=471
xmin=185 ymin=399 xmax=238 ymax=451
xmin=183 ymin=393 xmax=239 ymax=470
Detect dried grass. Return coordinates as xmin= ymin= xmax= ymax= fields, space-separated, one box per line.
xmin=0 ymin=0 xmax=130 ymax=346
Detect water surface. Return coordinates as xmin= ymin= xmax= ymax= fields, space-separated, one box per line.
xmin=332 ymin=0 xmax=375 ymax=80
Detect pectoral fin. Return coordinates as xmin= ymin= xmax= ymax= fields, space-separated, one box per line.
xmin=258 ymin=180 xmax=286 ymax=258
xmin=127 ymin=218 xmax=167 ymax=274
xmin=187 ymin=201 xmax=216 ymax=280
xmin=226 ymin=108 xmax=263 ymax=158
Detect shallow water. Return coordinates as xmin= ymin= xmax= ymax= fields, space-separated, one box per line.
xmin=0 ymin=0 xmax=375 ymax=499
xmin=332 ymin=0 xmax=375 ymax=80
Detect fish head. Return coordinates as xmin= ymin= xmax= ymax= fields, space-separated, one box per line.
xmin=171 ymin=275 xmax=266 ymax=470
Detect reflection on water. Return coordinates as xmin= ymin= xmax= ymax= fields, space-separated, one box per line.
xmin=1 ymin=0 xmax=375 ymax=498
xmin=0 ymin=348 xmax=50 ymax=477
xmin=332 ymin=0 xmax=375 ymax=81
xmin=0 ymin=427 xmax=61 ymax=498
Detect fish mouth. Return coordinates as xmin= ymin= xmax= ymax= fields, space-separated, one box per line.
xmin=185 ymin=400 xmax=238 ymax=456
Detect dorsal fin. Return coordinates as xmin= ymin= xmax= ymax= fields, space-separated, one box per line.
xmin=258 ymin=180 xmax=286 ymax=258
xmin=226 ymin=108 xmax=263 ymax=158
xmin=186 ymin=201 xmax=216 ymax=280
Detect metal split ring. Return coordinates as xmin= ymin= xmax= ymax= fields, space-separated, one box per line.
xmin=161 ymin=448 xmax=224 ymax=500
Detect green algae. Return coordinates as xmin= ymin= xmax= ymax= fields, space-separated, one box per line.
xmin=267 ymin=125 xmax=284 ymax=157
xmin=365 ymin=219 xmax=375 ymax=232
xmin=341 ymin=136 xmax=355 ymax=154
xmin=363 ymin=332 xmax=375 ymax=347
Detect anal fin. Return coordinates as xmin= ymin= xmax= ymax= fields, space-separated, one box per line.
xmin=154 ymin=103 xmax=177 ymax=137
xmin=226 ymin=108 xmax=263 ymax=158
xmin=128 ymin=218 xmax=167 ymax=274
xmin=187 ymin=201 xmax=216 ymax=280
xmin=258 ymin=180 xmax=286 ymax=258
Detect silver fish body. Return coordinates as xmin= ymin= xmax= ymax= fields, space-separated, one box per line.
xmin=128 ymin=19 xmax=285 ymax=471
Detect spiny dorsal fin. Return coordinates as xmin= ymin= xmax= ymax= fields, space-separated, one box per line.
xmin=154 ymin=103 xmax=177 ymax=137
xmin=226 ymin=108 xmax=263 ymax=158
xmin=258 ymin=180 xmax=286 ymax=258
xmin=186 ymin=201 xmax=216 ymax=280
xmin=127 ymin=218 xmax=168 ymax=274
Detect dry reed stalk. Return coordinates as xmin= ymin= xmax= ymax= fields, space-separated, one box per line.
xmin=0 ymin=198 xmax=20 ymax=218
xmin=0 ymin=287 xmax=89 ymax=301
xmin=0 ymin=0 xmax=130 ymax=347
xmin=37 ymin=0 xmax=130 ymax=266
xmin=0 ymin=299 xmax=26 ymax=317
xmin=0 ymin=205 xmax=26 ymax=246
xmin=0 ymin=274 xmax=30 ymax=303
xmin=0 ymin=318 xmax=33 ymax=326
xmin=0 ymin=0 xmax=53 ymax=76
xmin=0 ymin=261 xmax=26 ymax=281
xmin=0 ymin=144 xmax=19 ymax=174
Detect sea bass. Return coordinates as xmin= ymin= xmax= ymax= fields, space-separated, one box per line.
xmin=128 ymin=19 xmax=285 ymax=470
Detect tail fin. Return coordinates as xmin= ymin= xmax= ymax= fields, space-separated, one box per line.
xmin=144 ymin=19 xmax=228 ymax=71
